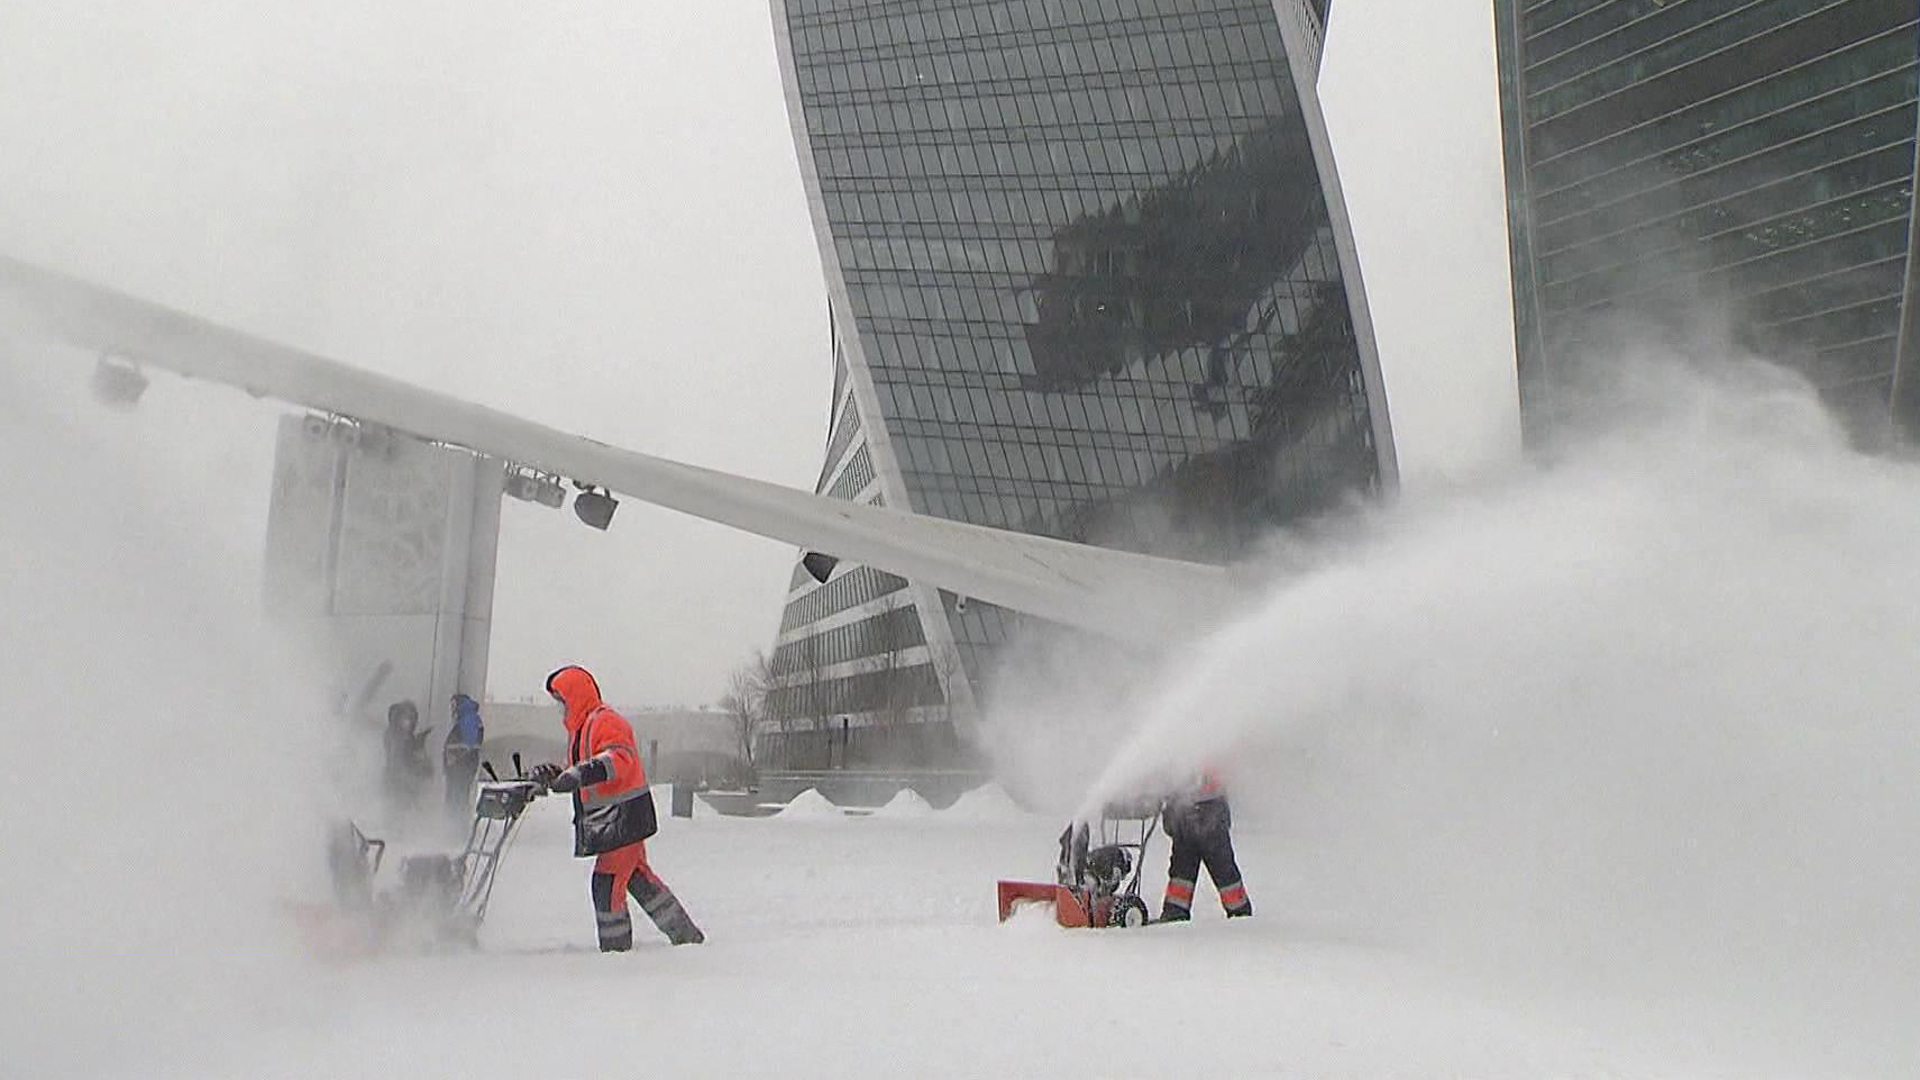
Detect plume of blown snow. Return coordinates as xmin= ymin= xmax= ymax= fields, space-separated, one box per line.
xmin=0 ymin=355 xmax=333 ymax=1078
xmin=973 ymin=623 xmax=1184 ymax=814
xmin=1066 ymin=344 xmax=1918 ymax=1071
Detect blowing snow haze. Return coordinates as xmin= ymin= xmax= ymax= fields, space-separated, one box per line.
xmin=0 ymin=363 xmax=329 ymax=1078
xmin=4 ymin=4 xmax=1917 ymax=1079
xmin=0 ymin=0 xmax=830 ymax=706
xmin=1061 ymin=344 xmax=1920 ymax=1073
xmin=7 ymin=330 xmax=1917 ymax=1078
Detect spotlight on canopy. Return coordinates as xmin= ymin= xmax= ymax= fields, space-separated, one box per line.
xmin=573 ymin=487 xmax=618 ymax=531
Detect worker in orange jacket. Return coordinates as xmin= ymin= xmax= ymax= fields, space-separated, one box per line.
xmin=531 ymin=666 xmax=704 ymax=950
xmin=1160 ymin=768 xmax=1252 ymax=921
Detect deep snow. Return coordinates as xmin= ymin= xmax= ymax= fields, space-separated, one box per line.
xmin=8 ymin=789 xmax=1901 ymax=1080
xmin=47 ymin=798 xmax=1799 ymax=1080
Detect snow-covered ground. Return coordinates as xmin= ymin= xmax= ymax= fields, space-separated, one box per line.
xmin=5 ymin=786 xmax=1880 ymax=1080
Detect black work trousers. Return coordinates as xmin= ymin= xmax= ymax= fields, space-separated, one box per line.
xmin=443 ymin=750 xmax=480 ymax=819
xmin=1162 ymin=796 xmax=1251 ymax=918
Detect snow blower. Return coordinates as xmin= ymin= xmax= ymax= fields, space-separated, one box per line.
xmin=997 ymin=797 xmax=1160 ymax=929
xmin=290 ymin=754 xmax=548 ymax=958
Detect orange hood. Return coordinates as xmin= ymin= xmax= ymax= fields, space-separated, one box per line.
xmin=545 ymin=665 xmax=605 ymax=734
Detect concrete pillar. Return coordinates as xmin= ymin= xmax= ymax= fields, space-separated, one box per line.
xmin=263 ymin=414 xmax=501 ymax=725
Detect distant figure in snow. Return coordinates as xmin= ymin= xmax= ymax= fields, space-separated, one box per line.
xmin=1159 ymin=769 xmax=1252 ymax=921
xmin=383 ymin=700 xmax=432 ymax=808
xmin=530 ymin=665 xmax=704 ymax=950
xmin=443 ymin=694 xmax=485 ymax=818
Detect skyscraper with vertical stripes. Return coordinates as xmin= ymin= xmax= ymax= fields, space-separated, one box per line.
xmin=1493 ymin=0 xmax=1920 ymax=443
xmin=760 ymin=0 xmax=1391 ymax=769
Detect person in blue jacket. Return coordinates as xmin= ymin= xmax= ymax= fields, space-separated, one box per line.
xmin=443 ymin=694 xmax=485 ymax=817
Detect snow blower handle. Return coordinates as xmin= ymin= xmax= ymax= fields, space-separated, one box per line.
xmin=512 ymin=751 xmax=524 ymax=779
xmin=526 ymin=762 xmax=564 ymax=791
xmin=482 ymin=760 xmax=501 ymax=783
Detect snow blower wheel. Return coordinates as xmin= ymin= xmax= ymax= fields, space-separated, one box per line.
xmin=1111 ymin=895 xmax=1150 ymax=929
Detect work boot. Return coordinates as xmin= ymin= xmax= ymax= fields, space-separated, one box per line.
xmin=1157 ymin=906 xmax=1191 ymax=924
xmin=663 ymin=912 xmax=705 ymax=946
xmin=596 ymin=911 xmax=635 ymax=952
xmin=633 ymin=877 xmax=706 ymax=945
xmin=652 ymin=897 xmax=705 ymax=945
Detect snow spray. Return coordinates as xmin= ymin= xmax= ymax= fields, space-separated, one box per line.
xmin=1048 ymin=344 xmax=1919 ymax=1073
xmin=0 ymin=357 xmax=331 ymax=1078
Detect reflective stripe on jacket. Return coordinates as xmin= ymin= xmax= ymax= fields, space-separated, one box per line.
xmin=548 ymin=665 xmax=658 ymax=856
xmin=571 ymin=707 xmax=646 ymax=806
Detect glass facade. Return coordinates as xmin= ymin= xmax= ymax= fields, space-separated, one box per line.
xmin=762 ymin=0 xmax=1393 ymax=768
xmin=1493 ymin=0 xmax=1920 ymax=442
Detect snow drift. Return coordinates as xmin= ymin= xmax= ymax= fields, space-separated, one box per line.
xmin=943 ymin=781 xmax=1030 ymax=823
xmin=873 ymin=788 xmax=935 ymax=818
xmin=775 ymin=787 xmax=844 ymax=820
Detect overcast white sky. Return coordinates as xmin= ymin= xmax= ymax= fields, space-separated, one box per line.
xmin=0 ymin=2 xmax=1517 ymax=705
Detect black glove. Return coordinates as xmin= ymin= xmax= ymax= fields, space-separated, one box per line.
xmin=547 ymin=766 xmax=583 ymax=794
xmin=528 ymin=763 xmax=563 ymax=788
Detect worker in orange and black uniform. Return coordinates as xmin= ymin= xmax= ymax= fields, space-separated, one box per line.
xmin=1159 ymin=769 xmax=1252 ymax=921
xmin=531 ymin=665 xmax=705 ymax=950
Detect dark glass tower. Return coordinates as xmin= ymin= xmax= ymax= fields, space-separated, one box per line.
xmin=761 ymin=0 xmax=1393 ymax=769
xmin=1493 ymin=0 xmax=1920 ymax=443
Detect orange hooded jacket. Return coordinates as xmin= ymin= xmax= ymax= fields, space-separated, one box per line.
xmin=547 ymin=666 xmax=656 ymax=856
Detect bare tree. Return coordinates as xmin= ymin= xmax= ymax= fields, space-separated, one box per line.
xmin=758 ymin=636 xmax=814 ymax=770
xmin=924 ymin=642 xmax=977 ymax=769
xmin=801 ymin=632 xmax=828 ymax=736
xmin=767 ymin=632 xmax=832 ymax=769
xmin=849 ymin=605 xmax=915 ymax=770
xmin=867 ymin=604 xmax=916 ymax=733
xmin=718 ymin=650 xmax=774 ymax=770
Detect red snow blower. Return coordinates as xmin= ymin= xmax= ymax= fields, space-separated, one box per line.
xmin=997 ymin=798 xmax=1160 ymax=929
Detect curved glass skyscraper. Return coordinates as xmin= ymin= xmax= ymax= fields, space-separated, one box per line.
xmin=762 ymin=0 xmax=1392 ymax=768
xmin=1493 ymin=0 xmax=1920 ymax=442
